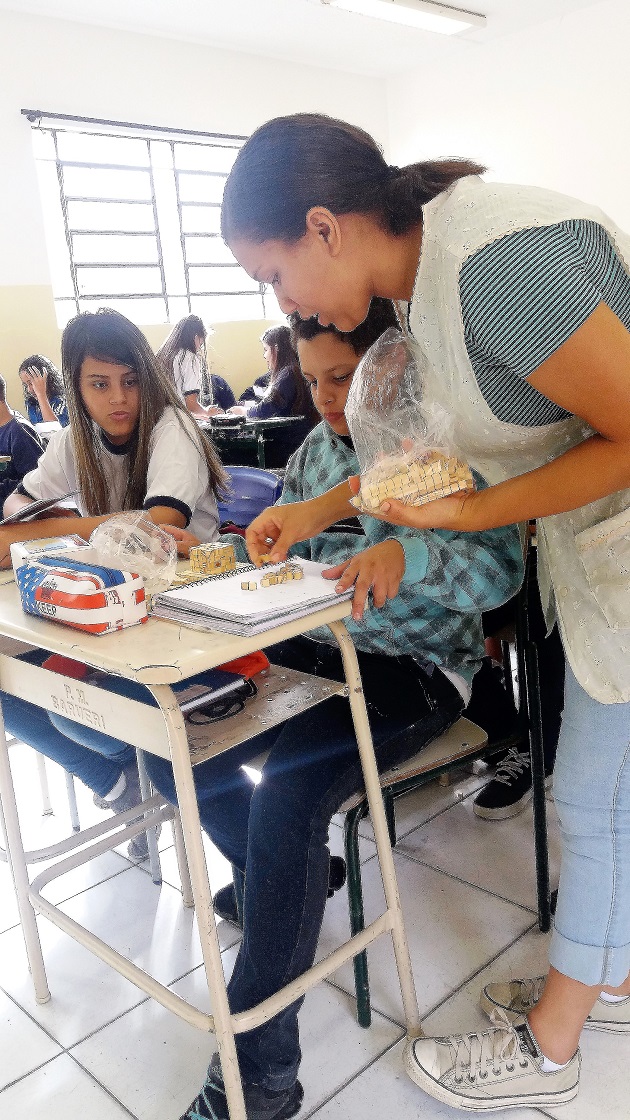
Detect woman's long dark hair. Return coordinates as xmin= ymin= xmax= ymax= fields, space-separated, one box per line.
xmin=157 ymin=313 xmax=216 ymax=406
xmin=261 ymin=325 xmax=317 ymax=423
xmin=19 ymin=354 xmax=65 ymax=403
xmin=222 ymin=113 xmax=485 ymax=244
xmin=62 ymin=309 xmax=227 ymax=516
xmin=157 ymin=314 xmax=206 ymax=371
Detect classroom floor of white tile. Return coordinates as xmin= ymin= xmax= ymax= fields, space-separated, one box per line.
xmin=2 ymin=741 xmax=628 ymax=1120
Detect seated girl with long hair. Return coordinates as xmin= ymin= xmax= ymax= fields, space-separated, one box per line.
xmin=230 ymin=324 xmax=318 ymax=466
xmin=157 ymin=313 xmax=236 ymax=417
xmin=18 ymin=353 xmax=69 ymax=427
xmin=0 ymin=308 xmax=227 ymax=857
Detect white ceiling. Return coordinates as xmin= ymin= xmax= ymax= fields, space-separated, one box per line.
xmin=0 ymin=0 xmax=601 ymax=76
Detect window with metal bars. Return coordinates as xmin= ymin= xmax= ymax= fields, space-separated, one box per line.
xmin=24 ymin=111 xmax=283 ymax=328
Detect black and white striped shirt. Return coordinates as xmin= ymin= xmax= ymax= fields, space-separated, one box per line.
xmin=459 ymin=219 xmax=630 ymax=426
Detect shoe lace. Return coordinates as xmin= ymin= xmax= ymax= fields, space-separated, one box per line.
xmin=492 ymin=748 xmax=530 ymax=787
xmin=447 ymin=1010 xmax=527 ymax=1083
xmin=186 ymin=1069 xmax=225 ymax=1120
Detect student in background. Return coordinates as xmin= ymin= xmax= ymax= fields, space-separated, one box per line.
xmin=237 ymin=369 xmax=270 ymax=405
xmin=18 ymin=354 xmax=69 ymax=427
xmin=229 ymin=324 xmax=318 ymax=466
xmin=148 ymin=299 xmax=524 ymax=1120
xmin=157 ymin=313 xmax=236 ymax=416
xmin=0 ymin=375 xmax=43 ymax=504
xmin=0 ymin=309 xmax=226 ymax=858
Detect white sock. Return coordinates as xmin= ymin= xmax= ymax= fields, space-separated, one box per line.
xmin=103 ymin=773 xmax=126 ymax=802
xmin=599 ymin=991 xmax=628 ymax=1003
xmin=540 ymin=1054 xmax=570 ymax=1072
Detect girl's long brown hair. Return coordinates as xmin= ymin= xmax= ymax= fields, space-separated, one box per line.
xmin=261 ymin=325 xmax=318 ymax=425
xmin=61 ymin=309 xmax=227 ymax=516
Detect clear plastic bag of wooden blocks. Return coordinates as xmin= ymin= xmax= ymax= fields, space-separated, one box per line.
xmin=345 ymin=329 xmax=474 ymax=513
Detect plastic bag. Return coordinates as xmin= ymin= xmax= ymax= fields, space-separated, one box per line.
xmin=345 ymin=328 xmax=474 ymax=512
xmin=89 ymin=512 xmax=178 ymax=596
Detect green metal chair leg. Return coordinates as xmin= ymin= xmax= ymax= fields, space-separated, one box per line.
xmin=384 ymin=790 xmax=397 ymax=848
xmin=344 ymin=803 xmax=372 ymax=1028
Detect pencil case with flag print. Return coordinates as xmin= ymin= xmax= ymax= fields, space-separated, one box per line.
xmin=14 ymin=554 xmax=148 ymax=635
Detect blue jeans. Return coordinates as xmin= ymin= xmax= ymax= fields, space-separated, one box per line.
xmin=550 ymin=660 xmax=630 ymax=987
xmin=0 ymin=639 xmax=463 ymax=1090
xmin=0 ymin=650 xmax=138 ymax=797
xmin=145 ymin=638 xmax=463 ymax=1089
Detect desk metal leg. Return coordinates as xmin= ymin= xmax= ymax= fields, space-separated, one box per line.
xmin=148 ymin=685 xmax=247 ymax=1120
xmin=36 ymin=752 xmax=53 ymax=816
xmin=173 ymin=809 xmax=194 ymax=908
xmin=256 ymin=433 xmax=266 ymax=469
xmin=328 ymin=620 xmax=422 ymax=1038
xmin=0 ymin=701 xmax=51 ymax=1004
xmin=137 ymin=749 xmax=162 ymax=886
xmin=65 ymin=771 xmax=81 ymax=832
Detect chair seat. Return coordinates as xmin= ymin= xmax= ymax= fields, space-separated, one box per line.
xmin=338 ymin=717 xmax=487 ymax=813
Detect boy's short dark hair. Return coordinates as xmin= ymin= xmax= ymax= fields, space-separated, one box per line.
xmin=0 ymin=375 xmax=6 ymax=403
xmin=289 ymin=297 xmax=399 ymax=357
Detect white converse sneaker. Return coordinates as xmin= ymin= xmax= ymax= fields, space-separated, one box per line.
xmin=481 ymin=976 xmax=630 ymax=1034
xmin=404 ymin=1013 xmax=580 ymax=1111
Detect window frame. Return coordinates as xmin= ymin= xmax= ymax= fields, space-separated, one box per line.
xmin=24 ymin=110 xmax=276 ymax=325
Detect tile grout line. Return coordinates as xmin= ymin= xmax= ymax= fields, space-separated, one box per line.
xmin=376 ymin=843 xmax=544 ymax=916
xmin=65 ymin=1050 xmax=141 ymax=1119
xmin=320 ymin=918 xmax=540 ymax=1033
xmin=300 ymin=1034 xmax=406 ymax=1120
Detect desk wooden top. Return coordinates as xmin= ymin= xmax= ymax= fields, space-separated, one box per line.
xmin=0 ymin=576 xmax=352 ymax=686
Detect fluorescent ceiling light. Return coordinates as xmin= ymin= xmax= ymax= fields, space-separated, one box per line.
xmin=321 ymin=0 xmax=486 ymax=35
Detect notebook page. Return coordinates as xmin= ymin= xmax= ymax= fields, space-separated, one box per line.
xmin=155 ymin=558 xmax=352 ymax=624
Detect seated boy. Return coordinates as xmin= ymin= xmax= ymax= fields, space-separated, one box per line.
xmin=0 ymin=374 xmax=43 ymax=504
xmin=144 ymin=298 xmax=524 ymax=1119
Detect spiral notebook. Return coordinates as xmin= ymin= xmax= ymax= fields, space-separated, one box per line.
xmin=151 ymin=558 xmax=353 ymax=635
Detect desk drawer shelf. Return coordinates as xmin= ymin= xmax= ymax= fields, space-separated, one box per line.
xmin=186 ymin=664 xmax=345 ymax=764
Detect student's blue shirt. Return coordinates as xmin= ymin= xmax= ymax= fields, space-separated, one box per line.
xmin=26 ymin=395 xmax=69 ymax=427
xmin=227 ymin=421 xmax=523 ymax=685
xmin=210 ymin=375 xmax=236 ymax=411
xmin=0 ymin=414 xmax=43 ymax=504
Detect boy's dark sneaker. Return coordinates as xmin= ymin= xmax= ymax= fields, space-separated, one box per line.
xmin=213 ymin=856 xmax=347 ymax=926
xmin=473 ymin=748 xmax=552 ymax=820
xmin=179 ymin=1052 xmax=303 ymax=1120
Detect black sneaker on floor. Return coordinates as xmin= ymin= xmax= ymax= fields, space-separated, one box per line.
xmin=179 ymin=1052 xmax=303 ymax=1120
xmin=213 ymin=856 xmax=347 ymax=927
xmin=473 ymin=748 xmax=551 ymax=820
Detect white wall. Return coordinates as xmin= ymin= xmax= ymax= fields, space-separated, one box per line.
xmin=0 ymin=9 xmax=388 ymax=401
xmin=0 ymin=8 xmax=388 ymax=288
xmin=386 ymin=0 xmax=630 ymax=229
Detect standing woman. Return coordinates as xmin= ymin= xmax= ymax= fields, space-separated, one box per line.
xmin=231 ymin=324 xmax=318 ymax=466
xmin=157 ymin=313 xmax=236 ymax=416
xmin=220 ymin=113 xmax=630 ymax=1112
xmin=18 ymin=354 xmax=69 ymax=426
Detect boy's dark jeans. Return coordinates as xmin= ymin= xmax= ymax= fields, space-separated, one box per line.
xmin=146 ymin=636 xmax=463 ymax=1090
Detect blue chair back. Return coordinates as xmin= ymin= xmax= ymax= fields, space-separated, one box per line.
xmin=218 ymin=466 xmax=283 ymax=527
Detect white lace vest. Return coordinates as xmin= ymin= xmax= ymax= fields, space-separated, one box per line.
xmin=405 ymin=176 xmax=630 ymax=704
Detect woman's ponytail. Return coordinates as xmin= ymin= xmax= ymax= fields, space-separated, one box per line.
xmin=382 ymin=159 xmax=486 ymax=235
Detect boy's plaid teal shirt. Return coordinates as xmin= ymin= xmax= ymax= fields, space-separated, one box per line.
xmin=229 ymin=421 xmax=524 ymax=686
